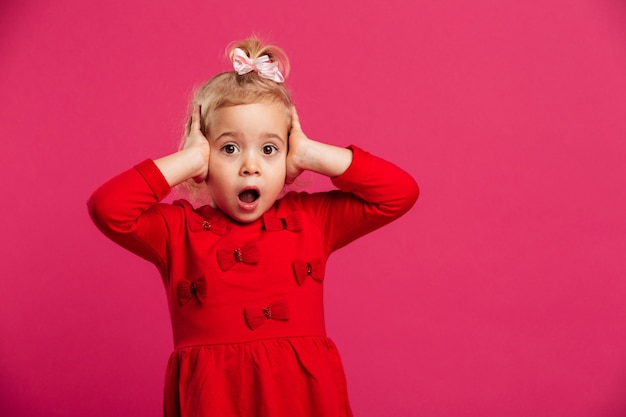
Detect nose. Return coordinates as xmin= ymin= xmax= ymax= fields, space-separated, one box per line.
xmin=240 ymin=152 xmax=260 ymax=176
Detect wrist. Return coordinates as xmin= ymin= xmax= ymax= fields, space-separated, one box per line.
xmin=300 ymin=140 xmax=352 ymax=177
xmin=154 ymin=146 xmax=209 ymax=187
xmin=290 ymin=137 xmax=313 ymax=172
xmin=185 ymin=146 xmax=209 ymax=179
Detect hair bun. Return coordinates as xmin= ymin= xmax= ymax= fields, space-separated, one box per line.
xmin=227 ymin=37 xmax=290 ymax=79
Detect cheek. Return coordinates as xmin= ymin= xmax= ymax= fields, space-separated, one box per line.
xmin=208 ymin=153 xmax=231 ymax=173
xmin=273 ymin=157 xmax=287 ymax=177
xmin=262 ymin=160 xmax=286 ymax=188
xmin=207 ymin=159 xmax=232 ymax=189
xmin=276 ymin=166 xmax=288 ymax=188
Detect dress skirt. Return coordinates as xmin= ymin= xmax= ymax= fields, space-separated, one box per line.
xmin=163 ymin=336 xmax=353 ymax=417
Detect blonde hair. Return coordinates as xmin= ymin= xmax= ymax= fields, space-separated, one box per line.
xmin=184 ymin=37 xmax=292 ymax=137
xmin=177 ymin=37 xmax=293 ymax=204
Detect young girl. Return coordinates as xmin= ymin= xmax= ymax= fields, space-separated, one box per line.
xmin=88 ymin=37 xmax=419 ymax=417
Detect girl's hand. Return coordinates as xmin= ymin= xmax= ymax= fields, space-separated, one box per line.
xmin=184 ymin=104 xmax=211 ymax=183
xmin=285 ymin=106 xmax=311 ymax=184
xmin=153 ymin=104 xmax=212 ymax=187
xmin=285 ymin=107 xmax=353 ymax=183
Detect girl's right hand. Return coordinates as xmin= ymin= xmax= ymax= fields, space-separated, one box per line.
xmin=184 ymin=104 xmax=211 ymax=183
xmin=153 ymin=104 xmax=211 ymax=187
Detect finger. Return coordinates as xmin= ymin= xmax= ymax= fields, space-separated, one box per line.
xmin=290 ymin=106 xmax=302 ymax=131
xmin=191 ymin=104 xmax=202 ymax=133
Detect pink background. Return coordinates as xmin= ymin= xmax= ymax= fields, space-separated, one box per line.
xmin=2 ymin=0 xmax=626 ymax=416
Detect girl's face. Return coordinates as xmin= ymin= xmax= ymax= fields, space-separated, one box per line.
xmin=207 ymin=102 xmax=290 ymax=223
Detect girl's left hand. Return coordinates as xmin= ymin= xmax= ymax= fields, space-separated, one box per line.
xmin=285 ymin=106 xmax=311 ymax=184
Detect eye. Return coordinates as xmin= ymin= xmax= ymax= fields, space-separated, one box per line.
xmin=262 ymin=144 xmax=278 ymax=155
xmin=221 ymin=144 xmax=239 ymax=154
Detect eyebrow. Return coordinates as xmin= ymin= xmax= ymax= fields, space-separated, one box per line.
xmin=263 ymin=132 xmax=286 ymax=144
xmin=214 ymin=131 xmax=238 ymax=142
xmin=214 ymin=131 xmax=285 ymax=143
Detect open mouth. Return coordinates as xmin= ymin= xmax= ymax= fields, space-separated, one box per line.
xmin=238 ymin=188 xmax=260 ymax=203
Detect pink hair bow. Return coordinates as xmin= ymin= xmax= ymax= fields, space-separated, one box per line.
xmin=232 ymin=48 xmax=285 ymax=83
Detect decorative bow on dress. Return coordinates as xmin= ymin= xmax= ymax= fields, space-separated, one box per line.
xmin=244 ymin=300 xmax=289 ymax=330
xmin=193 ymin=208 xmax=227 ymax=235
xmin=292 ymin=259 xmax=324 ymax=285
xmin=263 ymin=213 xmax=303 ymax=232
xmin=177 ymin=277 xmax=207 ymax=305
xmin=216 ymin=242 xmax=260 ymax=271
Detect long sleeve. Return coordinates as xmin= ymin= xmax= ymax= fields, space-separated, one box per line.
xmin=87 ymin=159 xmax=176 ymax=272
xmin=298 ymin=146 xmax=419 ymax=252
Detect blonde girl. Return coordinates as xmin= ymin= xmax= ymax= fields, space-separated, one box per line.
xmin=89 ymin=37 xmax=418 ymax=417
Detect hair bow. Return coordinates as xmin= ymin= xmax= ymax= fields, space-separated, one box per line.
xmin=263 ymin=213 xmax=303 ymax=232
xmin=216 ymin=242 xmax=260 ymax=271
xmin=292 ymin=259 xmax=324 ymax=285
xmin=232 ymin=48 xmax=285 ymax=83
xmin=177 ymin=277 xmax=207 ymax=305
xmin=244 ymin=300 xmax=289 ymax=330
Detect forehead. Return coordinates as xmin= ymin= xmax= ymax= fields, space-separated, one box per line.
xmin=210 ymin=102 xmax=290 ymax=137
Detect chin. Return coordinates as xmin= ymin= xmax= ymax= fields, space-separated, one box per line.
xmin=229 ymin=207 xmax=264 ymax=224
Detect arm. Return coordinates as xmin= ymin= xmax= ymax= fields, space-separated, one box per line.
xmin=285 ymin=107 xmax=353 ymax=183
xmin=286 ymin=107 xmax=419 ymax=251
xmin=324 ymin=146 xmax=419 ymax=250
xmin=87 ymin=160 xmax=173 ymax=269
xmin=154 ymin=104 xmax=210 ymax=186
xmin=87 ymin=105 xmax=210 ymax=269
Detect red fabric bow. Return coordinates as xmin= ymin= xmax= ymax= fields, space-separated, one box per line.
xmin=263 ymin=213 xmax=303 ymax=232
xmin=199 ymin=218 xmax=226 ymax=235
xmin=194 ymin=208 xmax=227 ymax=235
xmin=292 ymin=258 xmax=324 ymax=285
xmin=177 ymin=277 xmax=207 ymax=305
xmin=216 ymin=242 xmax=260 ymax=271
xmin=244 ymin=300 xmax=289 ymax=330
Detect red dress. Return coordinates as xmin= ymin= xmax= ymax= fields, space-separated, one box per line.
xmin=88 ymin=146 xmax=419 ymax=417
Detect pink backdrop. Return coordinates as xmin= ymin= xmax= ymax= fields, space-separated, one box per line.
xmin=2 ymin=0 xmax=626 ymax=416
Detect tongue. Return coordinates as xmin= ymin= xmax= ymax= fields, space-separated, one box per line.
xmin=239 ymin=190 xmax=259 ymax=203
